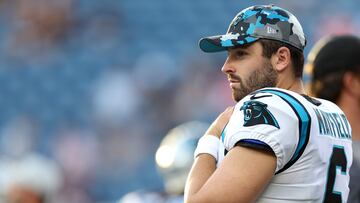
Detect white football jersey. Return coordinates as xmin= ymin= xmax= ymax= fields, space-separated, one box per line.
xmin=217 ymin=87 xmax=353 ymax=203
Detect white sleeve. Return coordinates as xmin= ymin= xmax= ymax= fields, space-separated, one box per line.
xmin=222 ymin=91 xmax=300 ymax=173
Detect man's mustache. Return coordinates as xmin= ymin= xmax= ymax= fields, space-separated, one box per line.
xmin=227 ymin=74 xmax=242 ymax=82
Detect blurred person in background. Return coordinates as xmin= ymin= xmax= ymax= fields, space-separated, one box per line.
xmin=51 ymin=128 xmax=98 ymax=203
xmin=307 ymin=35 xmax=360 ymax=203
xmin=0 ymin=115 xmax=62 ymax=203
xmin=118 ymin=121 xmax=209 ymax=203
xmin=0 ymin=154 xmax=62 ymax=203
xmin=5 ymin=0 xmax=73 ymax=67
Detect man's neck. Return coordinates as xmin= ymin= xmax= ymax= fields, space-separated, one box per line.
xmin=277 ymin=77 xmax=306 ymax=94
xmin=338 ymin=94 xmax=360 ymax=140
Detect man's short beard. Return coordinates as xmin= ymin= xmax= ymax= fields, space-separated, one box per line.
xmin=233 ymin=61 xmax=278 ymax=102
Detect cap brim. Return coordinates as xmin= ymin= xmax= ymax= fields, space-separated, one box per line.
xmin=199 ymin=34 xmax=259 ymax=53
xmin=199 ymin=35 xmax=228 ymax=53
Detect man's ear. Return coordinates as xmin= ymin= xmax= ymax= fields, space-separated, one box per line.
xmin=271 ymin=47 xmax=291 ymax=72
xmin=343 ymin=72 xmax=360 ymax=97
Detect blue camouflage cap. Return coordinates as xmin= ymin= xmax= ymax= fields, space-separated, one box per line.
xmin=199 ymin=5 xmax=306 ymax=52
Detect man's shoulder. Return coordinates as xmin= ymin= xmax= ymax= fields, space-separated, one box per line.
xmin=236 ymin=87 xmax=305 ymax=113
xmin=251 ymin=87 xmax=305 ymax=100
xmin=231 ymin=88 xmax=300 ymax=133
xmin=233 ymin=87 xmax=311 ymax=132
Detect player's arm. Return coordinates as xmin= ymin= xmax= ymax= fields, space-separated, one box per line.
xmin=185 ymin=144 xmax=276 ymax=203
xmin=184 ymin=107 xmax=277 ymax=203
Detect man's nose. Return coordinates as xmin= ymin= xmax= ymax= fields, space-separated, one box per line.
xmin=221 ymin=57 xmax=236 ymax=74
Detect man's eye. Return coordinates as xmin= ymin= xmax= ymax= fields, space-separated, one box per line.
xmin=235 ymin=51 xmax=246 ymax=58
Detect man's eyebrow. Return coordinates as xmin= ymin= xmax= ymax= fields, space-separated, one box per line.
xmin=229 ymin=44 xmax=252 ymax=51
xmin=229 ymin=47 xmax=247 ymax=51
xmin=228 ymin=47 xmax=250 ymax=54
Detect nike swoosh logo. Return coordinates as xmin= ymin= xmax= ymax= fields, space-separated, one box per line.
xmin=250 ymin=94 xmax=273 ymax=100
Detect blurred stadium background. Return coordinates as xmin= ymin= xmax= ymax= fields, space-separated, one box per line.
xmin=0 ymin=0 xmax=359 ymax=202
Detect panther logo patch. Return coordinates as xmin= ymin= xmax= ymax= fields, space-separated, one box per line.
xmin=240 ymin=100 xmax=280 ymax=129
